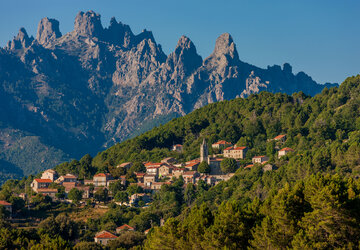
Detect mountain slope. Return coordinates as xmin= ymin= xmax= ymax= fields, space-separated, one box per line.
xmin=0 ymin=10 xmax=337 ymax=182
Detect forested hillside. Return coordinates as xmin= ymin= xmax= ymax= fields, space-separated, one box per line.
xmin=0 ymin=75 xmax=359 ymax=249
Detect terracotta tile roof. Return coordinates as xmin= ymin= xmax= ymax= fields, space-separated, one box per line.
xmin=244 ymin=164 xmax=254 ymax=169
xmin=212 ymin=140 xmax=232 ymax=145
xmin=274 ymin=134 xmax=286 ymax=140
xmin=253 ymin=155 xmax=266 ymax=158
xmin=63 ymin=174 xmax=77 ymax=179
xmin=233 ymin=146 xmax=247 ymax=150
xmin=0 ymin=200 xmax=11 ymax=206
xmin=117 ymin=224 xmax=134 ymax=230
xmin=34 ymin=179 xmax=52 ymax=183
xmin=135 ymin=173 xmax=146 ymax=177
xmin=185 ymin=162 xmax=199 ymax=168
xmin=173 ymin=144 xmax=182 ymax=147
xmin=279 ymin=147 xmax=294 ymax=152
xmin=95 ymin=231 xmax=117 ymax=239
xmin=224 ymin=146 xmax=234 ymax=150
xmin=94 ymin=173 xmax=111 ymax=177
xmin=144 ymin=162 xmax=163 ymax=167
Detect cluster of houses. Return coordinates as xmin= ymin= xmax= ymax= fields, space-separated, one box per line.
xmin=28 ymin=134 xmax=294 ymax=206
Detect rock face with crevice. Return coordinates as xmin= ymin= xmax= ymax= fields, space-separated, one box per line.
xmin=0 ymin=11 xmax=337 ymax=180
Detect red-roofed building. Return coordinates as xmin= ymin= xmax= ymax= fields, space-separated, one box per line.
xmin=144 ymin=174 xmax=157 ymax=187
xmin=252 ymin=156 xmax=269 ymax=164
xmin=159 ymin=164 xmax=174 ymax=176
xmin=183 ymin=171 xmax=199 ymax=184
xmin=278 ymin=147 xmax=294 ymax=158
xmin=135 ymin=172 xmax=146 ymax=183
xmin=37 ymin=188 xmax=58 ymax=198
xmin=116 ymin=224 xmax=135 ymax=234
xmin=223 ymin=146 xmax=248 ymax=159
xmin=0 ymin=200 xmax=12 ymax=214
xmin=94 ymin=231 xmax=117 ymax=245
xmin=212 ymin=140 xmax=232 ymax=150
xmin=274 ymin=134 xmax=287 ymax=142
xmin=93 ymin=173 xmax=113 ymax=187
xmin=55 ymin=174 xmax=77 ymax=184
xmin=31 ymin=179 xmax=52 ymax=192
xmin=185 ymin=161 xmax=200 ymax=171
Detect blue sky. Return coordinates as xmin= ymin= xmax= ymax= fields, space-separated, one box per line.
xmin=0 ymin=0 xmax=359 ymax=84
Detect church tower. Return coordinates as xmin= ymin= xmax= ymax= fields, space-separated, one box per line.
xmin=200 ymin=138 xmax=209 ymax=163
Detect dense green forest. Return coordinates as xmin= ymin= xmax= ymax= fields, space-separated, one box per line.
xmin=0 ymin=75 xmax=359 ymax=249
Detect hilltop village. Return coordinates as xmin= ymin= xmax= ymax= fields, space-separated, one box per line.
xmin=0 ymin=135 xmax=293 ymax=245
xmin=0 ymin=134 xmax=295 ymax=245
xmin=30 ymin=135 xmax=293 ymax=203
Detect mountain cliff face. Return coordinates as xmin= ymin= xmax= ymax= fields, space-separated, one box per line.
xmin=0 ymin=11 xmax=337 ymax=180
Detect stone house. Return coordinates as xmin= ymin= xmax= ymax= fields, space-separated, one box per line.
xmin=172 ymin=168 xmax=185 ymax=178
xmin=55 ymin=174 xmax=77 ymax=184
xmin=135 ymin=173 xmax=146 ymax=183
xmin=37 ymin=188 xmax=58 ymax=198
xmin=116 ymin=224 xmax=135 ymax=234
xmin=223 ymin=146 xmax=248 ymax=159
xmin=93 ymin=173 xmax=113 ymax=187
xmin=146 ymin=166 xmax=160 ymax=176
xmin=159 ymin=165 xmax=173 ymax=177
xmin=41 ymin=169 xmax=58 ymax=182
xmin=212 ymin=140 xmax=232 ymax=150
xmin=0 ymin=200 xmax=12 ymax=214
xmin=129 ymin=193 xmax=151 ymax=206
xmin=183 ymin=171 xmax=199 ymax=184
xmin=252 ymin=156 xmax=269 ymax=164
xmin=144 ymin=174 xmax=157 ymax=187
xmin=31 ymin=179 xmax=52 ymax=192
xmin=278 ymin=147 xmax=294 ymax=158
xmin=274 ymin=134 xmax=287 ymax=142
xmin=94 ymin=231 xmax=117 ymax=246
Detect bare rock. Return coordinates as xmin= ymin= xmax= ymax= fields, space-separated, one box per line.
xmin=36 ymin=18 xmax=62 ymax=46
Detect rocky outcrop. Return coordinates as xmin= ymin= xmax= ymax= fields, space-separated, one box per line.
xmin=36 ymin=18 xmax=62 ymax=46
xmin=0 ymin=10 xmax=337 ymax=180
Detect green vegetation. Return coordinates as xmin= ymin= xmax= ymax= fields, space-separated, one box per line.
xmin=220 ymin=158 xmax=237 ymax=173
xmin=197 ymin=161 xmax=210 ymax=173
xmin=0 ymin=75 xmax=359 ymax=248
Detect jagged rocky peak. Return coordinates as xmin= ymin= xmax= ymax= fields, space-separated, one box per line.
xmin=168 ymin=35 xmax=202 ymax=75
xmin=283 ymin=63 xmax=293 ymax=74
xmin=74 ymin=10 xmax=103 ymax=38
xmin=104 ymin=16 xmax=135 ymax=47
xmin=213 ymin=33 xmax=239 ymax=60
xmin=135 ymin=28 xmax=156 ymax=44
xmin=7 ymin=27 xmax=33 ymax=50
xmin=36 ymin=17 xmax=62 ymax=45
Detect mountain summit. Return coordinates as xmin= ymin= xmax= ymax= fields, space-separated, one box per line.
xmin=0 ymin=10 xmax=337 ymax=181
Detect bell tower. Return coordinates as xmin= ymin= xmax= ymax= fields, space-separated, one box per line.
xmin=200 ymin=138 xmax=209 ymax=163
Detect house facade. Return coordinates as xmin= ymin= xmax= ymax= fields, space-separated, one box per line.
xmin=212 ymin=140 xmax=232 ymax=150
xmin=252 ymin=156 xmax=269 ymax=164
xmin=93 ymin=173 xmax=113 ymax=187
xmin=94 ymin=231 xmax=117 ymax=246
xmin=278 ymin=147 xmax=294 ymax=158
xmin=31 ymin=179 xmax=52 ymax=192
xmin=223 ymin=146 xmax=248 ymax=159
xmin=41 ymin=169 xmax=58 ymax=182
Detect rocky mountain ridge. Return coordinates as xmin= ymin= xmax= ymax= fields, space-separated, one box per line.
xmin=0 ymin=10 xmax=337 ymax=181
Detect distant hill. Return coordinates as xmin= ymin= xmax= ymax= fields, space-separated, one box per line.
xmin=0 ymin=10 xmax=337 ymax=182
